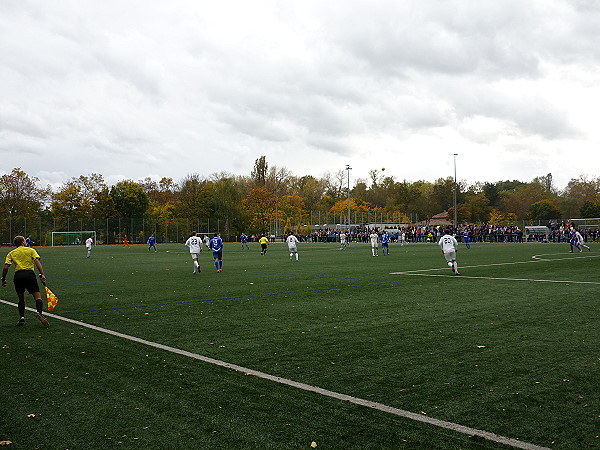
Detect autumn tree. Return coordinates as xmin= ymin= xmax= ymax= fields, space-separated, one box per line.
xmin=241 ymin=186 xmax=275 ymax=233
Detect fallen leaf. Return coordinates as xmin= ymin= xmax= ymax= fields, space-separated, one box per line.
xmin=0 ymin=441 xmax=13 ymax=446
xmin=476 ymin=345 xmax=486 ymax=349
xmin=27 ymin=414 xmax=36 ymax=418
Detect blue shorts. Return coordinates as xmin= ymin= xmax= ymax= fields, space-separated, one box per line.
xmin=212 ymin=250 xmax=222 ymax=259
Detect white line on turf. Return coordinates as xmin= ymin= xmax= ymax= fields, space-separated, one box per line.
xmin=396 ymin=273 xmax=600 ymax=285
xmin=1 ymin=298 xmax=549 ymax=450
xmin=391 ymin=253 xmax=600 ymax=278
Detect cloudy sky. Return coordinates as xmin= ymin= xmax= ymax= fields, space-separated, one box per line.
xmin=2 ymin=0 xmax=599 ymax=191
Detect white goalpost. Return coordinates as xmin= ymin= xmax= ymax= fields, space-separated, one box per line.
xmin=51 ymin=231 xmax=96 ymax=247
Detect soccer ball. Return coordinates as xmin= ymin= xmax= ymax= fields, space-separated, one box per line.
xmin=448 ymin=262 xmax=453 ymax=267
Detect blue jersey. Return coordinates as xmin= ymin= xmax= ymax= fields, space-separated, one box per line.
xmin=381 ymin=233 xmax=389 ymax=245
xmin=148 ymin=236 xmax=156 ymax=246
xmin=569 ymin=231 xmax=576 ymax=243
xmin=463 ymin=232 xmax=470 ymax=242
xmin=241 ymin=234 xmax=248 ymax=243
xmin=210 ymin=236 xmax=223 ymax=252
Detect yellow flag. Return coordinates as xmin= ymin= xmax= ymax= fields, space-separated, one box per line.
xmin=45 ymin=286 xmax=58 ymax=311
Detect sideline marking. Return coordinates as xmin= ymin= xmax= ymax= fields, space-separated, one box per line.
xmin=1 ymin=298 xmax=549 ymax=450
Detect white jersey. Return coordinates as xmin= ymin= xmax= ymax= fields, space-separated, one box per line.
xmin=575 ymin=231 xmax=584 ymax=244
xmin=370 ymin=233 xmax=379 ymax=246
xmin=85 ymin=237 xmax=93 ymax=249
xmin=286 ymin=234 xmax=299 ymax=249
xmin=185 ymin=235 xmax=203 ymax=254
xmin=340 ymin=233 xmax=347 ymax=243
xmin=438 ymin=234 xmax=458 ymax=252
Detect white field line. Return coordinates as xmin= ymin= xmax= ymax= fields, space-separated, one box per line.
xmin=397 ymin=273 xmax=600 ymax=285
xmin=391 ymin=253 xmax=600 ymax=280
xmin=1 ymin=298 xmax=549 ymax=450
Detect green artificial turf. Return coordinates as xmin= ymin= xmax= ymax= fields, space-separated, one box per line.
xmin=1 ymin=241 xmax=598 ymax=449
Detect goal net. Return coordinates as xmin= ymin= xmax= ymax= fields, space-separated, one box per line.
xmin=51 ymin=231 xmax=96 ymax=246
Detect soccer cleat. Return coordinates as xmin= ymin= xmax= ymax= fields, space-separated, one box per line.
xmin=455 ymin=271 xmax=461 ymax=275
xmin=217 ymin=269 xmax=222 ymax=273
xmin=569 ymin=251 xmax=573 ymax=253
xmin=16 ymin=317 xmax=25 ymax=326
xmin=35 ymin=313 xmax=49 ymax=328
xmin=579 ymin=250 xmax=583 ymax=253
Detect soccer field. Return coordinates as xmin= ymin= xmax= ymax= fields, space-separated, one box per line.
xmin=1 ymin=241 xmax=598 ymax=449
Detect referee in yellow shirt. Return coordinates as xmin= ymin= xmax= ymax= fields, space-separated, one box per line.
xmin=2 ymin=235 xmax=49 ymax=327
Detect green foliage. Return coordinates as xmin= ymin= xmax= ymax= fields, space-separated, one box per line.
xmin=0 ymin=167 xmax=51 ymax=217
xmin=528 ymin=199 xmax=561 ymax=220
xmin=580 ymin=200 xmax=600 ymax=218
xmin=110 ymin=180 xmax=150 ymax=218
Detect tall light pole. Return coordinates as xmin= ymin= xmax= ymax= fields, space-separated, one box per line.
xmin=453 ymin=153 xmax=458 ymax=232
xmin=345 ymin=165 xmax=352 ymax=232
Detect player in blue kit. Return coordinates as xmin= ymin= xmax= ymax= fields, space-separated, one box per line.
xmin=240 ymin=232 xmax=249 ymax=251
xmin=210 ymin=232 xmax=223 ymax=272
xmin=147 ymin=233 xmax=157 ymax=251
xmin=463 ymin=228 xmax=471 ymax=249
xmin=568 ymin=227 xmax=582 ymax=253
xmin=381 ymin=231 xmax=390 ymax=255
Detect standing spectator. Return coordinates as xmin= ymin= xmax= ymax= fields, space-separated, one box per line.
xmin=2 ymin=235 xmax=49 ymax=327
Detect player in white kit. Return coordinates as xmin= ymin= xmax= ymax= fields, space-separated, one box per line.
xmin=438 ymin=229 xmax=460 ymax=275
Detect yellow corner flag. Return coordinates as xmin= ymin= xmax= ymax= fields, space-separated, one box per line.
xmin=45 ymin=286 xmax=58 ymax=311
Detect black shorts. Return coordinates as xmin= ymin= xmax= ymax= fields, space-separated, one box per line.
xmin=14 ymin=270 xmax=40 ymax=295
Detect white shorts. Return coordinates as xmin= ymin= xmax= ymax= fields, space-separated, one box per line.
xmin=443 ymin=250 xmax=456 ymax=263
xmin=190 ymin=253 xmax=200 ymax=259
xmin=288 ymin=246 xmax=298 ymax=253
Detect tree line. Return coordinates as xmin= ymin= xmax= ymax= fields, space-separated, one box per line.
xmin=1 ymin=157 xmax=599 ymax=236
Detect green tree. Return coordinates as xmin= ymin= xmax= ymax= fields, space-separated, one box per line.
xmin=0 ymin=168 xmax=51 ymax=218
xmin=528 ymin=200 xmax=561 ymax=221
xmin=173 ymin=174 xmax=212 ymax=219
xmin=110 ymin=180 xmax=149 ymax=218
xmin=580 ymin=201 xmax=600 ymax=218
xmin=250 ymin=156 xmax=268 ymax=187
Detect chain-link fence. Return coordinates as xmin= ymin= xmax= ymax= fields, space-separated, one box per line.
xmin=0 ymin=217 xmax=230 ymax=246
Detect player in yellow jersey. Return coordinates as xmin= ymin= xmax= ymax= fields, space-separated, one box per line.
xmin=2 ymin=235 xmax=49 ymax=327
xmin=259 ymin=235 xmax=269 ymax=255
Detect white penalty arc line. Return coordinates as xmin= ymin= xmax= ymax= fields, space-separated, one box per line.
xmin=1 ymin=299 xmax=549 ymax=450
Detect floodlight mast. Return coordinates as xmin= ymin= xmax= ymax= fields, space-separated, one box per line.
xmin=345 ymin=165 xmax=352 ymax=232
xmin=453 ymin=154 xmax=458 ymax=232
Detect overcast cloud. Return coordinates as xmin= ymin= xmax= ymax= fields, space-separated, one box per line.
xmin=1 ymin=0 xmax=600 ymax=191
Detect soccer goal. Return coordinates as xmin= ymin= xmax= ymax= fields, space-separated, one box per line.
xmin=51 ymin=231 xmax=96 ymax=246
